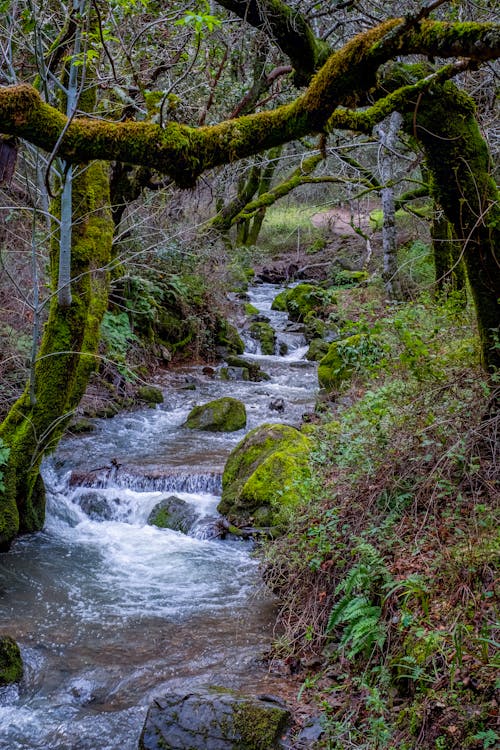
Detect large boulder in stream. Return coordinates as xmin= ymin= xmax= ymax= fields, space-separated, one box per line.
xmin=271 ymin=283 xmax=336 ymax=322
xmin=0 ymin=635 xmax=23 ymax=686
xmin=147 ymin=495 xmax=197 ymax=534
xmin=185 ymin=397 xmax=247 ymax=432
xmin=138 ymin=689 xmax=290 ymax=750
xmin=218 ymin=423 xmax=311 ymax=529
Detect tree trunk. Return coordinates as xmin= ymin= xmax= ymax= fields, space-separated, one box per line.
xmin=406 ymin=82 xmax=500 ymax=370
xmin=431 ymin=208 xmax=466 ymax=297
xmin=0 ymin=160 xmax=113 ymax=550
xmin=378 ymin=111 xmax=403 ymax=300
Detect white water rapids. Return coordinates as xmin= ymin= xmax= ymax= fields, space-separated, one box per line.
xmin=0 ymin=284 xmax=318 ymax=749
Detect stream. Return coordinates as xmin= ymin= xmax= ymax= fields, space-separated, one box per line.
xmin=0 ymin=284 xmax=318 ymax=749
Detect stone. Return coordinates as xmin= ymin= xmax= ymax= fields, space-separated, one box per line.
xmin=271 ymin=284 xmax=336 ymax=322
xmin=138 ymin=689 xmax=290 ymax=750
xmin=185 ymin=397 xmax=247 ymax=432
xmin=305 ymin=338 xmax=330 ymax=362
xmin=318 ymin=333 xmax=382 ymax=391
xmin=218 ymin=423 xmax=311 ymax=528
xmin=0 ymin=635 xmax=23 ymax=686
xmin=137 ymin=385 xmax=164 ymax=404
xmin=224 ymin=356 xmax=270 ymax=382
xmin=147 ymin=495 xmax=197 ymax=534
xmin=77 ymin=491 xmax=122 ymax=521
xmin=249 ymin=321 xmax=276 ymax=355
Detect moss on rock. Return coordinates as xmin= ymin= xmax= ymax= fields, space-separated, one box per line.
xmin=318 ymin=333 xmax=383 ymax=390
xmin=271 ymin=283 xmax=336 ymax=322
xmin=0 ymin=635 xmax=23 ymax=685
xmin=249 ymin=321 xmax=276 ymax=355
xmin=215 ymin=320 xmax=245 ymax=355
xmin=306 ymin=338 xmax=330 ymax=361
xmin=137 ymin=385 xmax=164 ymax=405
xmin=218 ymin=423 xmax=311 ymax=528
xmin=185 ymin=397 xmax=247 ymax=432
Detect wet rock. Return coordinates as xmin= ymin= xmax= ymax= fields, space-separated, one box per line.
xmin=268 ymin=397 xmax=285 ymax=413
xmin=138 ymin=689 xmax=290 ymax=750
xmin=0 ymin=635 xmax=23 ymax=686
xmin=69 ymin=418 xmax=96 ymax=434
xmin=77 ymin=491 xmax=122 ymax=521
xmin=147 ymin=495 xmax=197 ymax=534
xmin=220 ymin=366 xmax=250 ymax=381
xmin=224 ymin=356 xmax=270 ymax=382
xmin=137 ymin=385 xmax=164 ymax=405
xmin=249 ymin=321 xmax=276 ymax=355
xmin=185 ymin=397 xmax=247 ymax=432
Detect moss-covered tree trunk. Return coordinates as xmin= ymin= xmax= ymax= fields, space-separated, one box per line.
xmin=0 ymin=161 xmax=113 ymax=550
xmin=430 ymin=208 xmax=466 ymax=297
xmin=407 ymin=83 xmax=499 ymax=370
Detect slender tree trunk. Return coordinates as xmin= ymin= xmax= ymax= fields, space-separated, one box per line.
xmin=378 ymin=111 xmax=403 ymax=300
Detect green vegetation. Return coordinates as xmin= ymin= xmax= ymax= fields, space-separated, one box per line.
xmin=0 ymin=635 xmax=23 ymax=685
xmin=262 ymin=284 xmax=498 ymax=750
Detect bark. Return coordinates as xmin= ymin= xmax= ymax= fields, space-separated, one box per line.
xmin=0 ymin=21 xmax=498 ymax=184
xmin=431 ymin=209 xmax=466 ymax=297
xmin=377 ymin=111 xmax=403 ymax=300
xmin=0 ymin=160 xmax=113 ymax=550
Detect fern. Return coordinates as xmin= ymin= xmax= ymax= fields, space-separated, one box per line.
xmin=326 ymin=542 xmax=391 ymax=658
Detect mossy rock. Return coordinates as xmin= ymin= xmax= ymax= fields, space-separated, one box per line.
xmin=306 ymin=338 xmax=330 ymax=361
xmin=185 ymin=397 xmax=247 ymax=432
xmin=225 ymin=356 xmax=270 ymax=382
xmin=215 ymin=320 xmax=245 ymax=355
xmin=147 ymin=495 xmax=197 ymax=534
xmin=0 ymin=635 xmax=23 ymax=686
xmin=271 ymin=284 xmax=336 ymax=322
xmin=137 ymin=385 xmax=164 ymax=404
xmin=69 ymin=418 xmax=96 ymax=434
xmin=270 ymin=290 xmax=288 ymax=312
xmin=139 ymin=689 xmax=290 ymax=750
xmin=218 ymin=423 xmax=311 ymax=528
xmin=249 ymin=321 xmax=276 ymax=355
xmin=318 ymin=333 xmax=383 ymax=390
xmin=244 ymin=302 xmax=259 ymax=316
xmin=331 ymin=269 xmax=370 ymax=286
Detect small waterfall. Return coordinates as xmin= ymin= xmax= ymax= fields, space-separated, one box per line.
xmin=68 ymin=465 xmax=222 ymax=494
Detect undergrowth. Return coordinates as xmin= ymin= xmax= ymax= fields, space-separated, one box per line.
xmin=263 ymin=288 xmax=499 ymax=750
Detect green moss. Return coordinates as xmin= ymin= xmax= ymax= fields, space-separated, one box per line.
xmin=0 ymin=635 xmax=23 ymax=685
xmin=185 ymin=397 xmax=247 ymax=432
xmin=244 ymin=303 xmax=259 ymax=316
xmin=271 ymin=283 xmax=336 ymax=322
xmin=218 ymin=423 xmax=311 ymax=528
xmin=232 ymin=700 xmax=290 ymax=749
xmin=137 ymin=385 xmax=164 ymax=404
xmin=215 ymin=321 xmax=245 ymax=355
xmin=271 ymin=290 xmax=288 ymax=312
xmin=306 ymin=338 xmax=330 ymax=361
xmin=318 ymin=333 xmax=383 ymax=390
xmin=249 ymin=321 xmax=276 ymax=355
xmin=0 ymin=158 xmax=113 ymax=548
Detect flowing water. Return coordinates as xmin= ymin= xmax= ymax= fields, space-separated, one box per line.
xmin=0 ymin=284 xmax=317 ymax=749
